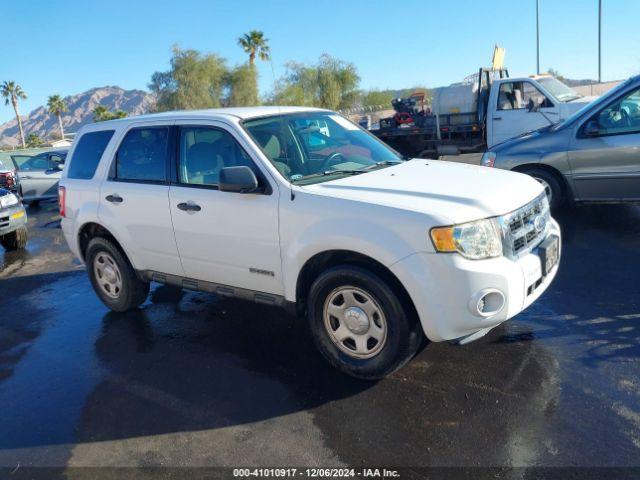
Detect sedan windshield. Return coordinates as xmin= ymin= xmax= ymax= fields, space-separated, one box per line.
xmin=243 ymin=112 xmax=403 ymax=185
xmin=538 ymin=76 xmax=582 ymax=102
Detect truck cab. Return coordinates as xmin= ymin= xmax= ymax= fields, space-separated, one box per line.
xmin=487 ymin=75 xmax=594 ymax=147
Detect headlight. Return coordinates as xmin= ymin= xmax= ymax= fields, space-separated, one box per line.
xmin=430 ymin=218 xmax=502 ymax=260
xmin=481 ymin=151 xmax=496 ymax=167
xmin=0 ymin=193 xmax=19 ymax=209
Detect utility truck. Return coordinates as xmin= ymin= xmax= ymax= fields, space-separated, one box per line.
xmin=372 ymin=70 xmax=595 ymax=158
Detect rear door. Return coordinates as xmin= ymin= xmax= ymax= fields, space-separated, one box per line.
xmin=11 ymin=154 xmax=61 ymax=200
xmin=168 ymin=121 xmax=282 ymax=295
xmin=567 ymin=85 xmax=640 ymax=201
xmin=489 ymin=80 xmax=557 ymax=146
xmin=98 ymin=121 xmax=184 ymax=276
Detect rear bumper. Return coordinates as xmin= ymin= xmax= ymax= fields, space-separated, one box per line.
xmin=389 ymin=219 xmax=561 ymax=342
xmin=0 ymin=205 xmax=28 ymax=236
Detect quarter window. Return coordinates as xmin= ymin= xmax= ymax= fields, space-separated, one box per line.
xmin=178 ymin=127 xmax=255 ymax=186
xmin=114 ymin=127 xmax=169 ymax=182
xmin=67 ymin=130 xmax=115 ymax=180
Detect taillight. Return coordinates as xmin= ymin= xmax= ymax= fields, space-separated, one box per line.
xmin=58 ymin=186 xmax=66 ymax=218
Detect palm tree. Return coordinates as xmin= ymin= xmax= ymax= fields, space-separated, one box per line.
xmin=1 ymin=81 xmax=27 ymax=148
xmin=237 ymin=30 xmax=271 ymax=66
xmin=47 ymin=94 xmax=68 ymax=139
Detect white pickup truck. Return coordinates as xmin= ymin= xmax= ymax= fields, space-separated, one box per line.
xmin=374 ymin=73 xmax=595 ymax=157
xmin=59 ymin=107 xmax=561 ymax=379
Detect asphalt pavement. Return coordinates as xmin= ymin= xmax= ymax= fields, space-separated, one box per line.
xmin=0 ymin=200 xmax=639 ymax=478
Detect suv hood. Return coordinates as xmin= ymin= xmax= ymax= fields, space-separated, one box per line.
xmin=302 ymin=159 xmax=543 ymax=224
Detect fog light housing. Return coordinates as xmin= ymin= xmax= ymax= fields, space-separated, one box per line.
xmin=469 ymin=289 xmax=505 ymax=317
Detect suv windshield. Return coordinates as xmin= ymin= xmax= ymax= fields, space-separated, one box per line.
xmin=538 ymin=76 xmax=582 ymax=102
xmin=243 ymin=112 xmax=403 ymax=185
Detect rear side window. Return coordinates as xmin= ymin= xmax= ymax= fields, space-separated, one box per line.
xmin=67 ymin=130 xmax=115 ymax=179
xmin=112 ymin=127 xmax=169 ymax=183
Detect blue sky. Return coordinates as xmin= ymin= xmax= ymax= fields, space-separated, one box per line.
xmin=1 ymin=0 xmax=638 ymax=123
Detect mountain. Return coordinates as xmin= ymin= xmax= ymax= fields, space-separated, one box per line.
xmin=0 ymin=86 xmax=156 ymax=147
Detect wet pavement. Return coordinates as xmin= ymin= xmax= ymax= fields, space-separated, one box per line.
xmin=0 ymin=201 xmax=639 ymax=476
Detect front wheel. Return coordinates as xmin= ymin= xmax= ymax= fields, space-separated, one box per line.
xmin=522 ymin=167 xmax=564 ymax=210
xmin=0 ymin=226 xmax=28 ymax=251
xmin=307 ymin=266 xmax=423 ymax=379
xmin=86 ymin=237 xmax=150 ymax=312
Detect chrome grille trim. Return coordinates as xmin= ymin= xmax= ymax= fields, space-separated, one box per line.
xmin=497 ymin=194 xmax=551 ymax=260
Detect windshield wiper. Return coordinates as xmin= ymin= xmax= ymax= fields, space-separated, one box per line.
xmin=293 ymin=169 xmax=366 ymax=182
xmin=362 ymin=160 xmax=403 ymax=170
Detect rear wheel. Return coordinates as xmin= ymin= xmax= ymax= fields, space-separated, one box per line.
xmin=307 ymin=265 xmax=423 ymax=379
xmin=0 ymin=226 xmax=28 ymax=251
xmin=86 ymin=237 xmax=149 ymax=312
xmin=520 ymin=167 xmax=564 ymax=210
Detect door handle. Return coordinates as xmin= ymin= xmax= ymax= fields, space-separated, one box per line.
xmin=21 ymin=175 xmax=32 ymax=179
xmin=105 ymin=194 xmax=123 ymax=203
xmin=177 ymin=202 xmax=201 ymax=212
xmin=492 ymin=117 xmax=502 ymax=121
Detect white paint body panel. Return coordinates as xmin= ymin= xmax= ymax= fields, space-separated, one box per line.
xmin=60 ymin=107 xmax=560 ymax=343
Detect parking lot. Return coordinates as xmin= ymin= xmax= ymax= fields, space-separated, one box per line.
xmin=0 ymin=200 xmax=639 ymax=475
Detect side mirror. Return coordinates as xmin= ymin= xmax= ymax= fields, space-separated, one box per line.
xmin=583 ymin=120 xmax=600 ymax=137
xmin=219 ymin=166 xmax=259 ymax=193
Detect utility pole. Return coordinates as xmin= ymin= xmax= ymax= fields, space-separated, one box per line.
xmin=598 ymin=0 xmax=602 ymax=83
xmin=536 ymin=0 xmax=540 ymax=74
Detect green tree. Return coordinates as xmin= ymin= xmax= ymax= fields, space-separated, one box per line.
xmin=26 ymin=133 xmax=43 ymax=148
xmin=228 ymin=64 xmax=259 ymax=107
xmin=47 ymin=94 xmax=68 ymax=139
xmin=150 ymin=46 xmax=228 ymax=112
xmin=93 ymin=105 xmax=128 ymax=122
xmin=272 ymin=54 xmax=360 ymax=110
xmin=237 ymin=30 xmax=270 ymax=66
xmin=1 ymin=81 xmax=28 ymax=148
xmin=360 ymin=89 xmax=395 ymax=109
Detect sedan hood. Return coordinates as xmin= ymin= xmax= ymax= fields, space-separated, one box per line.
xmin=302 ymin=159 xmax=543 ymax=224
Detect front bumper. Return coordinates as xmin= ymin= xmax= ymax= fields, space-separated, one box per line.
xmin=390 ymin=219 xmax=561 ymax=342
xmin=0 ymin=204 xmax=28 ymax=236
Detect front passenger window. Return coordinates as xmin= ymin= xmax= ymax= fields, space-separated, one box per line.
xmin=178 ymin=127 xmax=255 ymax=186
xmin=590 ymin=86 xmax=640 ymax=136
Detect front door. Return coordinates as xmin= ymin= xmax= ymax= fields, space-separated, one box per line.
xmin=490 ymin=80 xmax=557 ymax=146
xmin=98 ymin=121 xmax=184 ymax=276
xmin=568 ymin=85 xmax=640 ymax=201
xmin=168 ymin=122 xmax=283 ymax=295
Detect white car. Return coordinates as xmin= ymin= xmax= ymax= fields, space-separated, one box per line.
xmin=59 ymin=107 xmax=561 ymax=379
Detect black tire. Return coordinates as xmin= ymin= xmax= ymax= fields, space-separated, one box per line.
xmin=307 ymin=265 xmax=423 ymax=379
xmin=521 ymin=167 xmax=564 ymax=210
xmin=0 ymin=226 xmax=28 ymax=251
xmin=86 ymin=237 xmax=150 ymax=312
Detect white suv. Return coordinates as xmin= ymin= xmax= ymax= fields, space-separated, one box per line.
xmin=59 ymin=107 xmax=561 ymax=379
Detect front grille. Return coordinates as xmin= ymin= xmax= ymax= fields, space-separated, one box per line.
xmin=0 ymin=216 xmax=9 ymax=228
xmin=499 ymin=194 xmax=551 ymax=259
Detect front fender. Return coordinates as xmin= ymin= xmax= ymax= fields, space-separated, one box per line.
xmin=280 ymin=192 xmax=437 ymax=302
